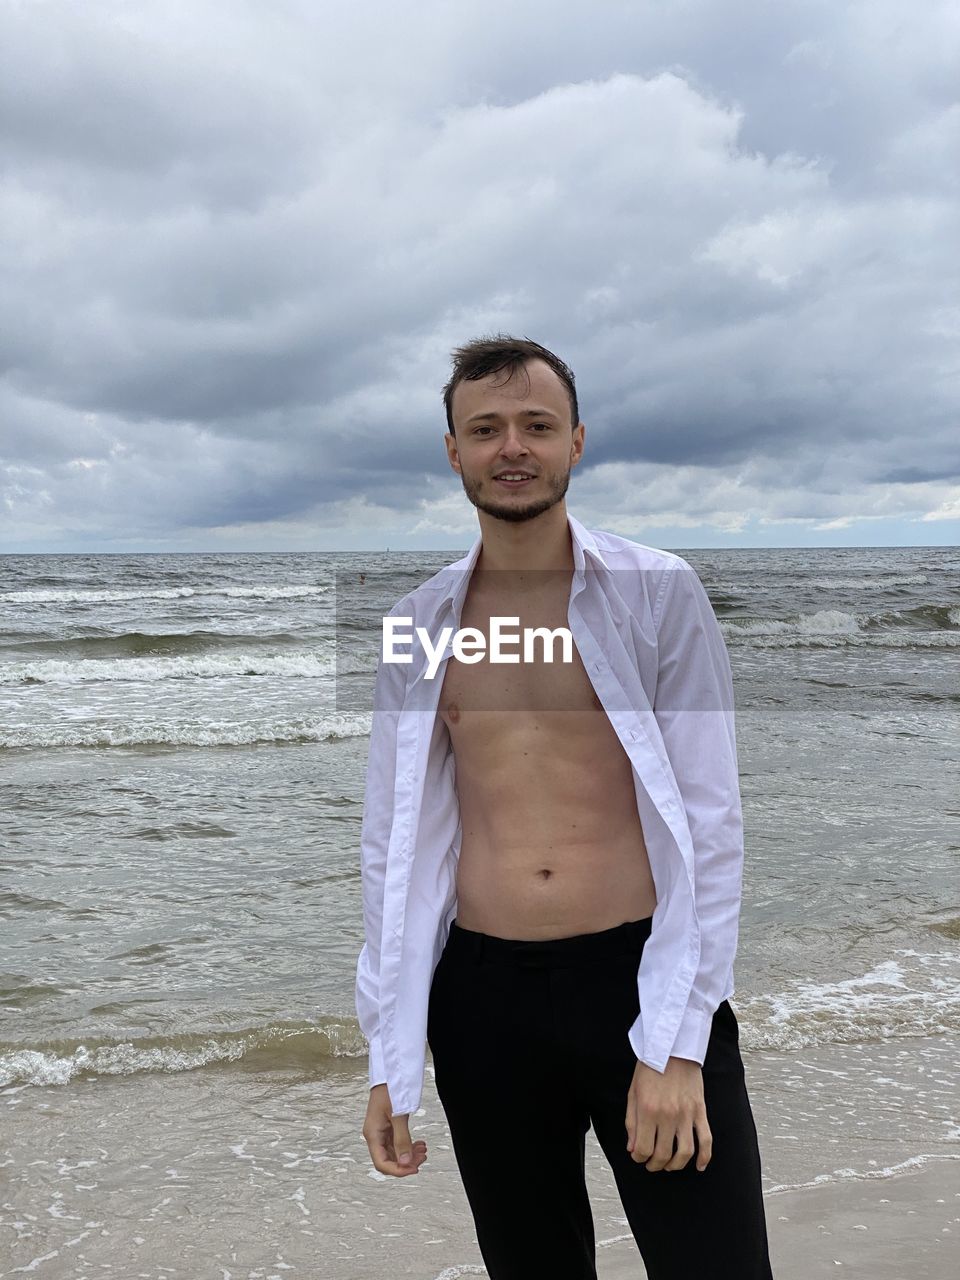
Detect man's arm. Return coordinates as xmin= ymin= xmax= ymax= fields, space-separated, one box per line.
xmin=652 ymin=559 xmax=744 ymax=1064
xmin=624 ymin=559 xmax=743 ymax=1174
xmin=355 ymin=637 xmax=406 ymax=1089
xmin=356 ymin=618 xmax=429 ymax=1178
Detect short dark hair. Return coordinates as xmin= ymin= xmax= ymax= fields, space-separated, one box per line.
xmin=442 ymin=333 xmax=579 ymax=436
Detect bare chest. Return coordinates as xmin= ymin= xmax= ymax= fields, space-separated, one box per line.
xmin=437 ymin=588 xmax=604 ymax=719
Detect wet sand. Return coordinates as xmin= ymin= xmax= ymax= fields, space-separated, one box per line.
xmin=1 ymin=1035 xmax=957 ymax=1278
xmin=602 ymin=1159 xmax=959 ymax=1279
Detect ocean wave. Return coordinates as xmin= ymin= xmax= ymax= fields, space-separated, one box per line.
xmin=723 ymin=609 xmax=861 ymax=638
xmin=735 ymin=950 xmax=960 ymax=1052
xmin=807 ymin=573 xmax=931 ymax=590
xmin=5 ymin=947 xmax=957 ymax=1089
xmin=1 ymin=648 xmax=336 ymax=685
xmin=741 ymin=631 xmax=960 ymax=650
xmin=764 ymin=1151 xmax=960 ymax=1196
xmin=2 ymin=584 xmax=331 ymax=605
xmin=2 ymin=629 xmax=312 ymax=659
xmin=0 ymin=712 xmax=371 ymax=750
xmin=0 ymin=1015 xmax=367 ymax=1088
xmin=721 ymin=603 xmax=960 ymax=648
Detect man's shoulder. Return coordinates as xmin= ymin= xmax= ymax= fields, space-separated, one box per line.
xmin=384 ymin=549 xmax=473 ymax=620
xmin=588 ymin=525 xmax=690 ymax=574
xmin=583 ymin=525 xmax=698 ymax=622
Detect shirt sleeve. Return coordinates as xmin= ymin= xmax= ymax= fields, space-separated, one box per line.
xmin=652 ymin=560 xmax=744 ymax=1065
xmin=354 ymin=632 xmax=406 ymax=1090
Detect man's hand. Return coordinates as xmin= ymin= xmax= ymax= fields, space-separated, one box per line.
xmin=624 ymin=1056 xmax=712 ymax=1172
xmin=362 ymin=1083 xmax=428 ymax=1177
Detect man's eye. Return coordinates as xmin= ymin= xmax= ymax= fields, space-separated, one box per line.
xmin=472 ymin=423 xmax=549 ymax=434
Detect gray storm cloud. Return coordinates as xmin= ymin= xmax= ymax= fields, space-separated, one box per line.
xmin=1 ymin=0 xmax=958 ymax=549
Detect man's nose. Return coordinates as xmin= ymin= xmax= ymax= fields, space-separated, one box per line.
xmin=499 ymin=430 xmax=529 ymax=456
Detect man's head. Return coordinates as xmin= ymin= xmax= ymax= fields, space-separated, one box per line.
xmin=442 ymin=334 xmax=584 ymax=524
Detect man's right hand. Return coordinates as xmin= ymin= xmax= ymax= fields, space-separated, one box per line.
xmin=362 ymin=1083 xmax=428 ymax=1177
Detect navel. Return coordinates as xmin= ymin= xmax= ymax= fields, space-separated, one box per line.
xmin=537 ymin=868 xmax=553 ymax=880
xmin=446 ymin=701 xmax=461 ymax=723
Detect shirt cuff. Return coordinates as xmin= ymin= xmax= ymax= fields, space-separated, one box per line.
xmin=367 ymin=1033 xmax=387 ymax=1088
xmin=667 ymin=1003 xmax=714 ymax=1066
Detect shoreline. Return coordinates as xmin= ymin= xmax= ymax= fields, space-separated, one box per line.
xmin=1 ymin=1033 xmax=957 ymax=1279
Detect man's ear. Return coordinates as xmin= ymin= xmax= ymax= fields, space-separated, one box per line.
xmin=444 ymin=431 xmax=461 ymax=474
xmin=570 ymin=421 xmax=585 ymax=466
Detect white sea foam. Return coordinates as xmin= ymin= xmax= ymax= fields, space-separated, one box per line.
xmin=430 ymin=1268 xmax=489 ymax=1279
xmin=0 ymin=712 xmax=371 ymax=750
xmin=0 ymin=1041 xmax=249 ymax=1089
xmin=808 ymin=574 xmax=930 ymax=590
xmin=737 ymin=951 xmax=960 ymax=1051
xmin=1 ymin=648 xmax=336 ymax=684
xmin=765 ymin=1151 xmax=960 ymax=1195
xmin=728 ymin=628 xmax=960 ymax=649
xmin=722 ymin=606 xmax=960 ymax=647
xmin=0 ymin=1017 xmax=367 ymax=1088
xmin=2 ymin=584 xmax=331 ymax=604
xmin=723 ymin=609 xmax=861 ymax=638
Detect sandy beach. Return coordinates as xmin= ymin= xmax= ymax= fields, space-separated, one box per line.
xmin=2 ymin=1031 xmax=957 ymax=1279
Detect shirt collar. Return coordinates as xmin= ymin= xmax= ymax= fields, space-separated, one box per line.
xmin=437 ymin=510 xmax=609 ymax=621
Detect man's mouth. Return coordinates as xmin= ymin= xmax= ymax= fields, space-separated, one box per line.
xmin=494 ymin=472 xmax=535 ymax=488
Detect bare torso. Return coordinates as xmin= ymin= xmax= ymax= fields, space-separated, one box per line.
xmin=438 ymin=569 xmax=658 ymax=940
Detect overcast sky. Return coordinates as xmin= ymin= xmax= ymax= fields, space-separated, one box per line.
xmin=2 ymin=0 xmax=958 ymax=553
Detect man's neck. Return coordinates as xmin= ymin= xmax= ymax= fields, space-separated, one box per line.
xmin=473 ymin=503 xmax=575 ymax=574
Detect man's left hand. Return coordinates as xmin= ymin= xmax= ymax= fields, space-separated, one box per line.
xmin=625 ymin=1055 xmax=712 ymax=1172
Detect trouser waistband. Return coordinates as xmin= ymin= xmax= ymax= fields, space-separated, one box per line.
xmin=444 ymin=915 xmax=653 ymax=968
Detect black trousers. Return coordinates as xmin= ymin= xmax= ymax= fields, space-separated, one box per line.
xmin=427 ymin=916 xmax=774 ymax=1280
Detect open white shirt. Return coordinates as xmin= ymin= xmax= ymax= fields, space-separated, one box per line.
xmin=355 ymin=512 xmax=744 ymax=1118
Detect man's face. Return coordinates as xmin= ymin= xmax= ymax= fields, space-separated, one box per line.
xmin=445 ymin=358 xmax=585 ymax=524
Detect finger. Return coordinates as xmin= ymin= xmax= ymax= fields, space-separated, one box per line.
xmin=645 ymin=1119 xmax=679 ymax=1172
xmin=380 ymin=1127 xmax=397 ymax=1163
xmin=625 ymin=1093 xmax=637 ymax=1153
xmin=694 ymin=1115 xmax=713 ymax=1171
xmin=363 ymin=1124 xmax=426 ymax=1177
xmin=392 ymin=1116 xmax=417 ymax=1169
xmin=370 ymin=1137 xmax=423 ymax=1177
xmin=630 ymin=1114 xmax=656 ymax=1165
xmin=392 ymin=1145 xmax=427 ymax=1173
xmin=663 ymin=1123 xmax=696 ymax=1172
xmin=376 ymin=1153 xmax=422 ymax=1176
xmin=384 ymin=1135 xmax=428 ymax=1166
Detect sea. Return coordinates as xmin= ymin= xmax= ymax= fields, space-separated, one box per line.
xmin=2 ymin=544 xmax=958 ymax=1278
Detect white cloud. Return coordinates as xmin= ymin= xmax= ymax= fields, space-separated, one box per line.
xmin=1 ymin=0 xmax=958 ymax=549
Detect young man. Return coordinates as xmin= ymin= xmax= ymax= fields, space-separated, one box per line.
xmin=357 ymin=337 xmax=774 ymax=1279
